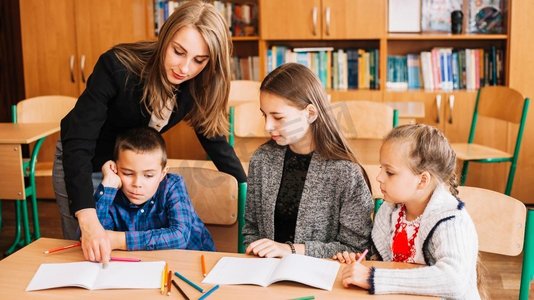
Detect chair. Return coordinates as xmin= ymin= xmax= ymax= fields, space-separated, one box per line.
xmin=6 ymin=96 xmax=76 ymax=250
xmin=168 ymin=164 xmax=247 ymax=253
xmin=457 ymin=186 xmax=532 ymax=299
xmin=233 ymin=100 xmax=270 ymax=162
xmin=332 ymin=100 xmax=399 ymax=164
xmin=228 ymin=80 xmax=261 ymax=147
xmin=451 ymin=86 xmax=530 ymax=195
xmin=361 ymin=164 xmax=384 ymax=214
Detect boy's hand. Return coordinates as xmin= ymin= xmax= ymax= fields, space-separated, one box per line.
xmin=332 ymin=251 xmax=366 ymax=264
xmin=341 ymin=262 xmax=371 ymax=289
xmin=101 ymin=160 xmax=122 ymax=189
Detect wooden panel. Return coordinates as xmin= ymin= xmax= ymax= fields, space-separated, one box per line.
xmin=74 ymin=0 xmax=150 ymax=91
xmin=0 ymin=144 xmax=25 ymax=199
xmin=383 ymin=91 xmax=444 ymax=130
xmin=329 ymin=89 xmax=382 ymax=101
xmin=19 ymin=0 xmax=79 ymax=97
xmin=442 ymin=91 xmax=476 ymax=143
xmin=332 ymin=100 xmax=393 ymax=139
xmin=234 ymin=137 xmax=269 ymax=162
xmin=362 ymin=164 xmax=382 ymax=199
xmin=322 ymin=0 xmax=384 ymax=39
xmin=260 ymin=0 xmax=321 ymax=40
xmin=229 ymin=80 xmax=261 ymax=104
xmin=162 ymin=122 xmax=206 ymax=160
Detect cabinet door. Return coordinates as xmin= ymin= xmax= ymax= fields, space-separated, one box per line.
xmin=260 ymin=0 xmax=321 ymax=40
xmin=442 ymin=91 xmax=476 ymax=143
xmin=19 ymin=0 xmax=80 ymax=97
xmin=74 ymin=0 xmax=151 ymax=92
xmin=383 ymin=91 xmax=444 ymax=130
xmin=322 ymin=0 xmax=385 ymax=39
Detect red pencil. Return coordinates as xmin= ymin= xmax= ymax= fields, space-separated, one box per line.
xmin=110 ymin=256 xmax=142 ymax=262
xmin=43 ymin=242 xmax=81 ymax=254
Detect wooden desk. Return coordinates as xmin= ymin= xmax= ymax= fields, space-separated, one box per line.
xmin=0 ymin=238 xmax=437 ymax=299
xmin=0 ymin=123 xmax=60 ymax=251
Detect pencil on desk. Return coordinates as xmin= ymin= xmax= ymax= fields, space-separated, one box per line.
xmin=289 ymin=296 xmax=315 ymax=300
xmin=43 ymin=241 xmax=81 ymax=254
xmin=356 ymin=249 xmax=369 ymax=264
xmin=171 ymin=279 xmax=190 ymax=300
xmin=110 ymin=256 xmax=141 ymax=262
xmin=160 ymin=266 xmax=166 ymax=295
xmin=174 ymin=271 xmax=204 ymax=293
xmin=201 ymin=254 xmax=207 ymax=277
xmin=198 ymin=284 xmax=219 ymax=300
xmin=166 ymin=270 xmax=172 ymax=296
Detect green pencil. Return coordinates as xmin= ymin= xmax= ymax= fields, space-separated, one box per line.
xmin=290 ymin=296 xmax=315 ymax=300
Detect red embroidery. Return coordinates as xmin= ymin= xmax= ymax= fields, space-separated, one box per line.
xmin=392 ymin=205 xmax=420 ymax=262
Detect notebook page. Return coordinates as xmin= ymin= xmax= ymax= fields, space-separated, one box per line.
xmin=93 ymin=261 xmax=165 ymax=289
xmin=202 ymin=257 xmax=279 ymax=286
xmin=269 ymin=254 xmax=340 ymax=291
xmin=26 ymin=262 xmax=100 ymax=291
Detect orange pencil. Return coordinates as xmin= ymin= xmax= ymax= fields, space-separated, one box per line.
xmin=201 ymin=255 xmax=207 ymax=277
xmin=166 ymin=270 xmax=172 ymax=296
xmin=43 ymin=242 xmax=81 ymax=254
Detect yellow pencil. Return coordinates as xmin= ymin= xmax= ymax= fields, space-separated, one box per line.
xmin=160 ymin=266 xmax=166 ymax=294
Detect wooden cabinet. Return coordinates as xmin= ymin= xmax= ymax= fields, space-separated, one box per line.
xmin=19 ymin=0 xmax=152 ymax=98
xmin=260 ymin=0 xmax=384 ymax=40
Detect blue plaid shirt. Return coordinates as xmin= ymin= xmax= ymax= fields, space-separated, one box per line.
xmin=95 ymin=173 xmax=215 ymax=251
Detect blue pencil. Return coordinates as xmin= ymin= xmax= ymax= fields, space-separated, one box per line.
xmin=198 ymin=284 xmax=219 ymax=300
xmin=174 ymin=271 xmax=204 ymax=293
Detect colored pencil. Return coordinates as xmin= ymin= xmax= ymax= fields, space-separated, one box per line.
xmin=174 ymin=271 xmax=204 ymax=293
xmin=160 ymin=266 xmax=166 ymax=295
xmin=356 ymin=249 xmax=369 ymax=264
xmin=110 ymin=256 xmax=141 ymax=262
xmin=198 ymin=284 xmax=219 ymax=300
xmin=201 ymin=255 xmax=207 ymax=277
xmin=43 ymin=241 xmax=81 ymax=254
xmin=289 ymin=296 xmax=315 ymax=300
xmin=171 ymin=279 xmax=190 ymax=300
xmin=166 ymin=270 xmax=173 ymax=296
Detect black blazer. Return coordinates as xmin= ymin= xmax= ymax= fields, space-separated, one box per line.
xmin=61 ymin=49 xmax=246 ymax=214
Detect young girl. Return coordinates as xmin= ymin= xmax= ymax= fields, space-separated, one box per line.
xmin=243 ymin=63 xmax=373 ymax=258
xmin=337 ymin=124 xmax=481 ymax=299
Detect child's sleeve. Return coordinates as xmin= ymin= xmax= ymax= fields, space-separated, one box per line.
xmin=241 ymin=156 xmax=262 ymax=247
xmin=124 ymin=177 xmax=199 ymax=251
xmin=94 ymin=184 xmax=119 ymax=230
xmin=370 ymin=214 xmax=479 ymax=298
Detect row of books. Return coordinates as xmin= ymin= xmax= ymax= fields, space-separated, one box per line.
xmin=154 ymin=0 xmax=258 ymax=37
xmin=267 ymin=47 xmax=380 ymax=90
xmin=386 ymin=47 xmax=504 ymax=91
xmin=231 ymin=56 xmax=260 ymax=81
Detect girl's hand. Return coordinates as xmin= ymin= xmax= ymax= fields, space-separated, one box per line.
xmin=341 ymin=262 xmax=372 ymax=289
xmin=245 ymin=238 xmax=292 ymax=258
xmin=332 ymin=251 xmax=366 ymax=264
xmin=101 ymin=160 xmax=122 ymax=189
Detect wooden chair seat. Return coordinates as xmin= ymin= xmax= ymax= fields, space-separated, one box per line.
xmin=451 ymin=143 xmax=513 ymax=161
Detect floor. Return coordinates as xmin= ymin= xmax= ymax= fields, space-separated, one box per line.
xmin=0 ymin=199 xmax=532 ymax=299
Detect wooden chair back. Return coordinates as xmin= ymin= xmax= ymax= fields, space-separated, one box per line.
xmin=458 ymin=186 xmax=526 ymax=256
xmin=168 ymin=166 xmax=239 ymax=253
xmin=332 ymin=100 xmax=394 ymax=139
xmin=234 ymin=101 xmax=270 ymax=162
xmin=477 ymin=86 xmax=526 ymax=124
xmin=16 ymin=95 xmax=77 ymax=123
xmin=229 ymin=80 xmax=261 ymax=104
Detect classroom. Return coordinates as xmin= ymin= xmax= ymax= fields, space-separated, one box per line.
xmin=0 ymin=0 xmax=532 ymax=299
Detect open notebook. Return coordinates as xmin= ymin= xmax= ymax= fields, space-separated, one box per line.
xmin=202 ymin=254 xmax=340 ymax=291
xmin=26 ymin=261 xmax=165 ymax=291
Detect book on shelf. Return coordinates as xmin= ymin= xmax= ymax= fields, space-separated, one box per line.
xmin=26 ymin=261 xmax=165 ymax=291
xmin=202 ymin=254 xmax=340 ymax=291
xmin=421 ymin=0 xmax=463 ymax=32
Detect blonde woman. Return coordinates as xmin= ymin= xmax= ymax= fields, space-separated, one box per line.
xmin=243 ymin=63 xmax=373 ymax=258
xmin=54 ymin=1 xmax=245 ymax=264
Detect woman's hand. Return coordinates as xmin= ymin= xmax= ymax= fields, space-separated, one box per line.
xmin=76 ymin=209 xmax=111 ymax=265
xmin=332 ymin=251 xmax=366 ymax=264
xmin=245 ymin=238 xmax=292 ymax=258
xmin=101 ymin=160 xmax=122 ymax=189
xmin=105 ymin=230 xmax=126 ymax=250
xmin=341 ymin=262 xmax=371 ymax=289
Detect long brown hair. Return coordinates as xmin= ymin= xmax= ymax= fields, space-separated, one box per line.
xmin=260 ymin=63 xmax=370 ymax=190
xmin=113 ymin=0 xmax=232 ymax=138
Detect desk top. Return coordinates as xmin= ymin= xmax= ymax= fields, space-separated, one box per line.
xmin=0 ymin=123 xmax=60 ymax=144
xmin=0 ymin=238 xmax=436 ymax=300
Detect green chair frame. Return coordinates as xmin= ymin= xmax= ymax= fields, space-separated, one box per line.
xmin=520 ymin=208 xmax=533 ymax=300
xmin=237 ymin=182 xmax=247 ymax=253
xmin=458 ymin=87 xmax=530 ymax=195
xmin=227 ymin=80 xmax=261 ymax=147
xmin=4 ymin=105 xmax=47 ymax=254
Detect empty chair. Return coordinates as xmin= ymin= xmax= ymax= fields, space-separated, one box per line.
xmin=457 ymin=186 xmax=532 ymax=299
xmin=451 ymin=86 xmax=530 ymax=195
xmin=228 ymin=80 xmax=261 ymax=147
xmin=332 ymin=100 xmax=398 ymax=164
xmin=168 ymin=165 xmax=247 ymax=253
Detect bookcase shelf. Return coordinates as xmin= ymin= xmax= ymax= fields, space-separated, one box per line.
xmin=387 ymin=33 xmax=508 ymax=41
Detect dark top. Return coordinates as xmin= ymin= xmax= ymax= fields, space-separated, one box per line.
xmin=274 ymin=147 xmax=313 ymax=243
xmin=61 ymin=49 xmax=246 ymax=214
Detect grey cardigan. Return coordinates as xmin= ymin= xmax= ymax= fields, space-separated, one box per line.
xmin=243 ymin=141 xmax=373 ymax=258
xmin=371 ymin=184 xmax=480 ymax=300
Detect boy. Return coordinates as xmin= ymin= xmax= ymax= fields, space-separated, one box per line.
xmin=95 ymin=127 xmax=215 ymax=251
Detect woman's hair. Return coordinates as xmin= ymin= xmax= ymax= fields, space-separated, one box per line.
xmin=113 ymin=0 xmax=232 ymax=138
xmin=383 ymin=124 xmax=459 ymax=197
xmin=260 ymin=63 xmax=370 ymax=190
xmin=114 ymin=127 xmax=168 ymax=168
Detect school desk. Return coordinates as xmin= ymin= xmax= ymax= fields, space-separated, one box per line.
xmin=385 ymin=101 xmax=426 ymax=125
xmin=0 ymin=238 xmax=437 ymax=300
xmin=0 ymin=123 xmax=60 ymax=253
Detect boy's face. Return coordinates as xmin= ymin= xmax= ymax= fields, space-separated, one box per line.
xmin=116 ymin=149 xmax=167 ymax=205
